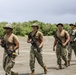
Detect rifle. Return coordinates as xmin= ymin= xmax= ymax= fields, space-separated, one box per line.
xmin=29 ymin=32 xmax=40 ymax=52
xmin=1 ymin=39 xmax=13 ymax=57
xmin=70 ymin=36 xmax=76 ymax=44
xmin=53 ymin=33 xmax=62 ymax=45
xmin=68 ymin=30 xmax=76 ymax=44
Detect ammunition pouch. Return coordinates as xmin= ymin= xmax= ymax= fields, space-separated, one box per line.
xmin=12 ymin=51 xmax=17 ymax=58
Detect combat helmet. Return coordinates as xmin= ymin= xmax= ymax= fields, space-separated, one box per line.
xmin=3 ymin=23 xmax=13 ymax=30
xmin=32 ymin=23 xmax=39 ymax=29
xmin=56 ymin=23 xmax=63 ymax=27
xmin=69 ymin=23 xmax=76 ymax=27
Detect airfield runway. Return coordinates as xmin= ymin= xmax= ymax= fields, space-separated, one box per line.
xmin=0 ymin=36 xmax=76 ymax=75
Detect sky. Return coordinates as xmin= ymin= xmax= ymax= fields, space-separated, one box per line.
xmin=0 ymin=0 xmax=76 ymax=24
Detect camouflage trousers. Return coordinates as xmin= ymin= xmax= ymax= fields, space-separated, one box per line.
xmin=30 ymin=46 xmax=45 ymax=71
xmin=67 ymin=45 xmax=76 ymax=62
xmin=3 ymin=52 xmax=16 ymax=75
xmin=56 ymin=44 xmax=68 ymax=65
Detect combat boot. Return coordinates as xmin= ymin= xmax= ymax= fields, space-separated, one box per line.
xmin=11 ymin=71 xmax=18 ymax=75
xmin=13 ymin=72 xmax=18 ymax=75
xmin=5 ymin=73 xmax=7 ymax=75
xmin=64 ymin=61 xmax=68 ymax=67
xmin=44 ymin=66 xmax=47 ymax=74
xmin=57 ymin=65 xmax=62 ymax=70
xmin=68 ymin=60 xmax=70 ymax=66
xmin=30 ymin=70 xmax=35 ymax=75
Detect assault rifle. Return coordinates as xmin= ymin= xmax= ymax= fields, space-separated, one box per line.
xmin=29 ymin=32 xmax=40 ymax=52
xmin=70 ymin=36 xmax=76 ymax=44
xmin=53 ymin=34 xmax=62 ymax=45
xmin=31 ymin=37 xmax=40 ymax=52
xmin=1 ymin=39 xmax=13 ymax=57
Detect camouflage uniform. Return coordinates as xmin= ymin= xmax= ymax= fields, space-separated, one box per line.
xmin=2 ymin=24 xmax=19 ymax=75
xmin=67 ymin=26 xmax=76 ymax=63
xmin=29 ymin=31 xmax=46 ymax=71
xmin=56 ymin=29 xmax=69 ymax=67
xmin=27 ymin=23 xmax=47 ymax=75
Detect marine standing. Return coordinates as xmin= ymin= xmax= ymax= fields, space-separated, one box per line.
xmin=27 ymin=23 xmax=47 ymax=75
xmin=67 ymin=24 xmax=76 ymax=66
xmin=53 ymin=23 xmax=70 ymax=69
xmin=1 ymin=24 xmax=19 ymax=75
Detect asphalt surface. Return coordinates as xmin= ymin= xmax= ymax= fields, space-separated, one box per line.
xmin=0 ymin=36 xmax=76 ymax=75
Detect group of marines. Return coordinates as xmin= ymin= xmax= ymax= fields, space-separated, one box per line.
xmin=0 ymin=23 xmax=76 ymax=75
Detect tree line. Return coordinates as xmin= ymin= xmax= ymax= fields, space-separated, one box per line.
xmin=0 ymin=20 xmax=70 ymax=36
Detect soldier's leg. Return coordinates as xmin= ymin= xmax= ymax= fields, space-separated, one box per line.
xmin=30 ymin=47 xmax=35 ymax=74
xmin=3 ymin=52 xmax=12 ymax=75
xmin=35 ymin=48 xmax=45 ymax=67
xmin=67 ymin=46 xmax=72 ymax=66
xmin=61 ymin=47 xmax=68 ymax=67
xmin=72 ymin=46 xmax=76 ymax=57
xmin=6 ymin=58 xmax=16 ymax=75
xmin=56 ymin=45 xmax=62 ymax=69
xmin=3 ymin=52 xmax=8 ymax=71
xmin=35 ymin=48 xmax=47 ymax=74
xmin=3 ymin=51 xmax=17 ymax=75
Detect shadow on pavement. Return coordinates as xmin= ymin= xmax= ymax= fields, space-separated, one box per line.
xmin=19 ymin=73 xmax=29 ymax=75
xmin=18 ymin=73 xmax=43 ymax=75
xmin=47 ymin=67 xmax=57 ymax=70
xmin=47 ymin=66 xmax=65 ymax=70
xmin=36 ymin=73 xmax=44 ymax=75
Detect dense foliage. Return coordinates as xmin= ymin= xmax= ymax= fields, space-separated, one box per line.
xmin=0 ymin=20 xmax=70 ymax=36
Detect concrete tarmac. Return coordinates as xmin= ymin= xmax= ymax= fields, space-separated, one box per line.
xmin=0 ymin=36 xmax=76 ymax=75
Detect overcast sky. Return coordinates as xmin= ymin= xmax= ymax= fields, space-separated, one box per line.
xmin=0 ymin=0 xmax=76 ymax=23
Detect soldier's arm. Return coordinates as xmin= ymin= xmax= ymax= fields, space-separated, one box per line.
xmin=27 ymin=37 xmax=31 ymax=43
xmin=13 ymin=36 xmax=19 ymax=51
xmin=74 ymin=31 xmax=76 ymax=42
xmin=38 ymin=32 xmax=44 ymax=48
xmin=27 ymin=32 xmax=32 ymax=43
xmin=53 ymin=39 xmax=57 ymax=51
xmin=39 ymin=32 xmax=44 ymax=48
xmin=74 ymin=38 xmax=76 ymax=42
xmin=63 ymin=31 xmax=70 ymax=46
xmin=0 ymin=36 xmax=2 ymax=45
xmin=0 ymin=40 xmax=1 ymax=45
